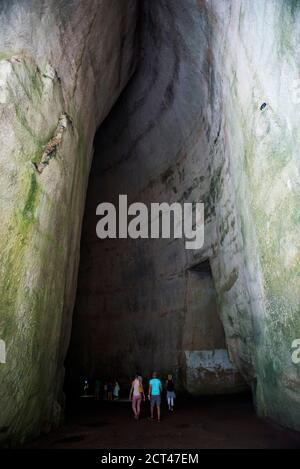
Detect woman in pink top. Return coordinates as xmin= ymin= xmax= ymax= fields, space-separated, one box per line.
xmin=129 ymin=375 xmax=145 ymax=420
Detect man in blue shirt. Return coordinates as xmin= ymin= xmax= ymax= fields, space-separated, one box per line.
xmin=148 ymin=372 xmax=163 ymax=421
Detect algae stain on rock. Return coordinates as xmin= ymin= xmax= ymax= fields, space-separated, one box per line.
xmin=22 ymin=173 xmax=38 ymax=219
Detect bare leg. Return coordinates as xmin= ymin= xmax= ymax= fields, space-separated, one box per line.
xmin=137 ymin=397 xmax=141 ymax=418
xmin=157 ymin=405 xmax=161 ymax=421
xmin=132 ymin=397 xmax=137 ymax=417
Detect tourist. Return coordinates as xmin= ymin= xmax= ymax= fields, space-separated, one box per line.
xmin=129 ymin=375 xmax=145 ymax=420
xmin=113 ymin=380 xmax=120 ymax=400
xmin=83 ymin=378 xmax=89 ymax=396
xmin=103 ymin=382 xmax=108 ymax=400
xmin=107 ymin=381 xmax=113 ymax=400
xmin=166 ymin=374 xmax=176 ymax=411
xmin=148 ymin=372 xmax=163 ymax=421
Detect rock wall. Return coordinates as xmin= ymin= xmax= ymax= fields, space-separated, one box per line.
xmin=1 ymin=0 xmax=300 ymax=444
xmin=208 ymin=0 xmax=300 ymax=432
xmin=68 ymin=0 xmax=300 ymax=432
xmin=0 ymin=0 xmax=138 ymax=445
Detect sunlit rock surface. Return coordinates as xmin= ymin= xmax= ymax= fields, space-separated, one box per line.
xmin=0 ymin=0 xmax=138 ymax=444
xmin=68 ymin=0 xmax=300 ymax=432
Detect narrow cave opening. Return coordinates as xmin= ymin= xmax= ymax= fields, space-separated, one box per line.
xmin=65 ymin=0 xmax=246 ymax=397
xmin=54 ymin=0 xmax=297 ymax=450
xmin=62 ymin=0 xmax=254 ymax=440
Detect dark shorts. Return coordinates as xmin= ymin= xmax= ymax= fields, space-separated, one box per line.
xmin=150 ymin=395 xmax=161 ymax=407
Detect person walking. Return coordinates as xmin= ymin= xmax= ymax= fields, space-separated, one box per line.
xmin=148 ymin=372 xmax=162 ymax=422
xmin=113 ymin=380 xmax=120 ymax=400
xmin=103 ymin=382 xmax=108 ymax=400
xmin=129 ymin=375 xmax=145 ymax=420
xmin=166 ymin=374 xmax=176 ymax=411
xmin=107 ymin=381 xmax=113 ymax=401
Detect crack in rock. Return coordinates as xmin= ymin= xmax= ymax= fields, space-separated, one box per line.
xmin=33 ymin=113 xmax=70 ymax=174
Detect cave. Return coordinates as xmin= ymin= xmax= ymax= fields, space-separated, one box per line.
xmin=1 ymin=0 xmax=300 ymax=450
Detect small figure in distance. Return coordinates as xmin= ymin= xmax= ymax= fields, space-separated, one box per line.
xmin=107 ymin=381 xmax=113 ymax=401
xmin=103 ymin=381 xmax=108 ymax=400
xmin=113 ymin=380 xmax=120 ymax=400
xmin=83 ymin=378 xmax=89 ymax=396
xmin=166 ymin=374 xmax=176 ymax=411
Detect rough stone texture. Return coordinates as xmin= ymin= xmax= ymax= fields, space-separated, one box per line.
xmin=68 ymin=0 xmax=300 ymax=433
xmin=1 ymin=0 xmax=300 ymax=445
xmin=208 ymin=0 xmax=300 ymax=432
xmin=0 ymin=0 xmax=138 ymax=445
xmin=185 ymin=350 xmax=244 ymax=395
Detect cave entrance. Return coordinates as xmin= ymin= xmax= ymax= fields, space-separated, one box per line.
xmin=64 ymin=0 xmax=247 ymax=406
xmin=66 ymin=9 xmax=246 ymax=395
xmin=60 ymin=0 xmax=256 ymax=442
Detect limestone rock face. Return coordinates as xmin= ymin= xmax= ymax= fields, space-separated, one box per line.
xmin=1 ymin=0 xmax=300 ymax=445
xmin=68 ymin=0 xmax=300 ymax=433
xmin=208 ymin=0 xmax=300 ymax=432
xmin=0 ymin=0 xmax=138 ymax=444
